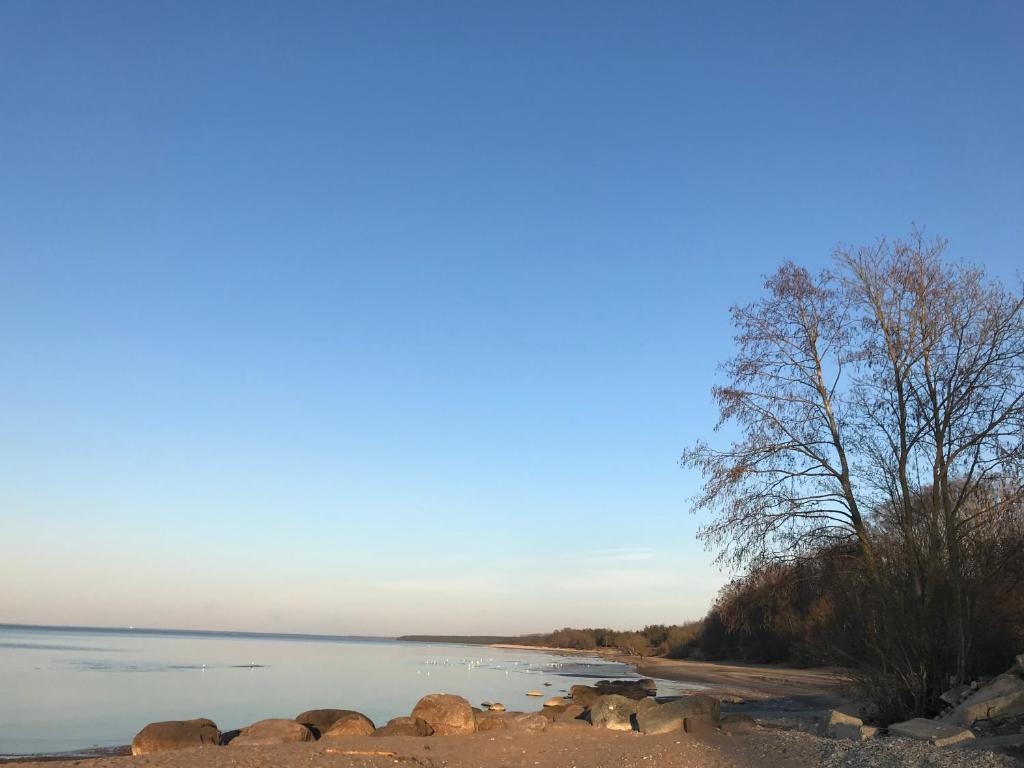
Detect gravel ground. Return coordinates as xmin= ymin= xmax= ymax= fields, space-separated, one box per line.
xmin=764 ymin=728 xmax=1022 ymax=768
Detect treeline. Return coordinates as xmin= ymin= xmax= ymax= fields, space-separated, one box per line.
xmin=397 ymin=624 xmax=704 ymax=657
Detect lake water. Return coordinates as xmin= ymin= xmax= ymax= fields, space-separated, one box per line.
xmin=0 ymin=625 xmax=703 ymax=756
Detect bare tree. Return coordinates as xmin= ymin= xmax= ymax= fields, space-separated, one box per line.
xmin=685 ymin=230 xmax=1024 ymax=686
xmin=682 ymin=262 xmax=877 ymax=573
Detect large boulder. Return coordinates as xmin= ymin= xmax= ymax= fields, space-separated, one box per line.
xmin=322 ymin=712 xmax=376 ymax=739
xmin=294 ymin=709 xmax=361 ymax=736
xmin=372 ymin=717 xmax=434 ymax=737
xmin=131 ymin=719 xmax=221 ymax=755
xmin=944 ymin=671 xmax=1024 ymax=726
xmin=229 ymin=719 xmax=314 ymax=747
xmin=636 ymin=696 xmax=720 ymax=735
xmin=589 ymin=694 xmax=636 ymax=731
xmin=411 ymin=693 xmax=476 ymax=735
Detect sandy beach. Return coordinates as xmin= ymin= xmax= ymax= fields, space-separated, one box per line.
xmin=2 ymin=722 xmax=1015 ymax=768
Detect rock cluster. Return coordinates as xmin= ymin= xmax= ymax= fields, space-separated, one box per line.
xmin=938 ymin=662 xmax=1024 ymax=728
xmin=129 ymin=679 xmax=747 ymax=756
xmin=815 ymin=655 xmax=1024 ymax=750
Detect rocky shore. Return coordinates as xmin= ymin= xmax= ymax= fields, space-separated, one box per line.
xmin=5 ymin=669 xmax=1022 ymax=768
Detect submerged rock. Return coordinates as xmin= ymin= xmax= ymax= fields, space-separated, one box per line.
xmin=131 ymin=719 xmax=221 ymax=756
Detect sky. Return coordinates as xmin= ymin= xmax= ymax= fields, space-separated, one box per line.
xmin=1 ymin=1 xmax=1022 ymax=636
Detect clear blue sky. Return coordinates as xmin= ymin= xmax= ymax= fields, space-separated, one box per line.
xmin=1 ymin=1 xmax=1021 ymax=635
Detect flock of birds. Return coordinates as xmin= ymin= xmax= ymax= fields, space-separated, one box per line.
xmin=414 ymin=657 xmax=569 ymax=678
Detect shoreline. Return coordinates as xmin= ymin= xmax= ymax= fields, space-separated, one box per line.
xmin=491 ymin=643 xmax=848 ymax=709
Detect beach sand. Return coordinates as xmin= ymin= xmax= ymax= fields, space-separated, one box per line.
xmin=3 ymin=726 xmax=1014 ymax=768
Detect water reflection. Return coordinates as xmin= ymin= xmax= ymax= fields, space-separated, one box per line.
xmin=0 ymin=626 xmax=703 ymax=756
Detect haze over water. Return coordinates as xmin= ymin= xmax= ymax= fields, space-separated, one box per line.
xmin=0 ymin=625 xmax=701 ymax=756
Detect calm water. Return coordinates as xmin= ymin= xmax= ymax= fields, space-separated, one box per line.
xmin=0 ymin=625 xmax=702 ymax=756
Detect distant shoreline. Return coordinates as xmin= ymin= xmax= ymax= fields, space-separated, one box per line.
xmin=0 ymin=623 xmax=395 ymax=644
